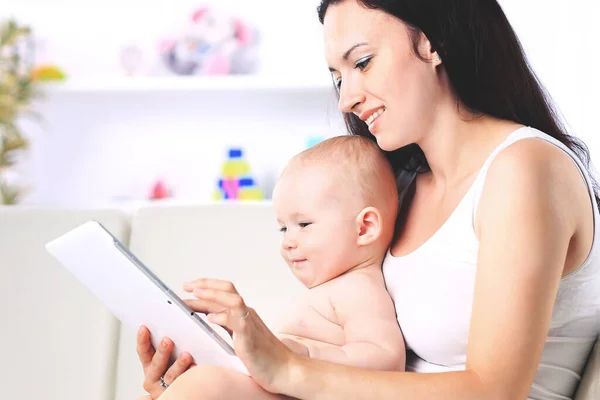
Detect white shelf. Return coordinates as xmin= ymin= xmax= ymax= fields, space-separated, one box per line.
xmin=42 ymin=75 xmax=335 ymax=94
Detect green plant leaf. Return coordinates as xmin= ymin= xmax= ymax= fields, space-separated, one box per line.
xmin=0 ymin=179 xmax=22 ymax=205
xmin=0 ymin=17 xmax=39 ymax=205
xmin=2 ymin=135 xmax=28 ymax=152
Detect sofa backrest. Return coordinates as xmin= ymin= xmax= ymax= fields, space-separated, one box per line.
xmin=0 ymin=206 xmax=130 ymax=400
xmin=113 ymin=202 xmax=305 ymax=400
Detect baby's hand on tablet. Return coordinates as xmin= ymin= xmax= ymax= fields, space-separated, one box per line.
xmin=183 ymin=278 xmax=295 ymax=393
xmin=183 ymin=279 xmax=238 ymax=337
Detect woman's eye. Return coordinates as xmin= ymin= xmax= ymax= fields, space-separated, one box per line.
xmin=334 ymin=77 xmax=342 ymax=90
xmin=299 ymin=222 xmax=312 ymax=228
xmin=355 ymin=56 xmax=372 ymax=71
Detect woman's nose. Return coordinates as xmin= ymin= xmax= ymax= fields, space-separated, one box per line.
xmin=338 ymin=81 xmax=366 ymax=113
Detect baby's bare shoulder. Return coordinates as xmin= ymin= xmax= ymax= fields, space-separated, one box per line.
xmin=329 ymin=267 xmax=393 ymax=314
xmin=334 ymin=266 xmax=386 ymax=292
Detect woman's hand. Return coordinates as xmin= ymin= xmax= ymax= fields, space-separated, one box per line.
xmin=136 ymin=326 xmax=195 ymax=399
xmin=183 ymin=278 xmax=297 ymax=393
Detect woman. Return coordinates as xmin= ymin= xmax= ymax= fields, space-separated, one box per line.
xmin=137 ymin=1 xmax=600 ymax=399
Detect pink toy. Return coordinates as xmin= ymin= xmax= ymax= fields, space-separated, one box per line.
xmin=161 ymin=7 xmax=260 ymax=76
xmin=149 ymin=179 xmax=171 ymax=200
xmin=222 ymin=178 xmax=240 ymax=199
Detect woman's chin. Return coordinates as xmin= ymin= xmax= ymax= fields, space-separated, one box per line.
xmin=373 ymin=135 xmax=398 ymax=152
xmin=371 ymin=130 xmax=410 ymax=152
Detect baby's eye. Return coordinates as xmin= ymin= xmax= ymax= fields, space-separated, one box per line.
xmin=279 ymin=226 xmax=287 ymax=233
xmin=299 ymin=222 xmax=312 ymax=228
xmin=354 ymin=56 xmax=372 ymax=71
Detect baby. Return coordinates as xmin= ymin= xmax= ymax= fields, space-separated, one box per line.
xmin=271 ymin=135 xmax=405 ymax=371
xmin=154 ymin=135 xmax=404 ymax=399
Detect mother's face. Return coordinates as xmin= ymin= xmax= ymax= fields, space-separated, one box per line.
xmin=323 ymin=0 xmax=442 ymax=151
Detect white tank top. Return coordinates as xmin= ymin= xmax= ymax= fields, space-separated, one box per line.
xmin=383 ymin=127 xmax=600 ymax=400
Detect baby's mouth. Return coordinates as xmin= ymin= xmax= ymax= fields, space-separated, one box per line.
xmin=291 ymin=259 xmax=307 ymax=268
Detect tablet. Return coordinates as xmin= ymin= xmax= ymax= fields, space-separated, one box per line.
xmin=45 ymin=220 xmax=249 ymax=375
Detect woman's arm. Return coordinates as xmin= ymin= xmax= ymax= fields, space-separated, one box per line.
xmin=286 ymin=359 xmax=487 ymax=399
xmin=267 ymin=141 xmax=579 ymax=399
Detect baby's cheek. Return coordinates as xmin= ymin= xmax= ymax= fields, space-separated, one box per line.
xmin=316 ymin=258 xmax=344 ymax=282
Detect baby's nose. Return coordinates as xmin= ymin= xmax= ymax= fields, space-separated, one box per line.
xmin=282 ymin=236 xmax=297 ymax=250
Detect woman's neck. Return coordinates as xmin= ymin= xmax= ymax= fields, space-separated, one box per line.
xmin=416 ymin=103 xmax=521 ymax=190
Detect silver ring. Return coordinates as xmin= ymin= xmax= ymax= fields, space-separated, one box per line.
xmin=159 ymin=376 xmax=169 ymax=389
xmin=240 ymin=310 xmax=250 ymax=320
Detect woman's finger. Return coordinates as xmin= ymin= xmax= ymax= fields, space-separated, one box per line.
xmin=136 ymin=326 xmax=155 ymax=368
xmin=162 ymin=351 xmax=193 ymax=386
xmin=145 ymin=337 xmax=174 ymax=384
xmin=184 ymin=278 xmax=239 ymax=294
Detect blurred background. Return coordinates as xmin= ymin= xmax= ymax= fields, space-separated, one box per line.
xmin=1 ymin=0 xmax=599 ymax=208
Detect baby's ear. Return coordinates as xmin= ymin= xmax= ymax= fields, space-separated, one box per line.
xmin=356 ymin=207 xmax=382 ymax=246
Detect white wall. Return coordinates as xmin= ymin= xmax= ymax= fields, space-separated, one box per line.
xmin=4 ymin=0 xmax=599 ymax=206
xmin=498 ymin=0 xmax=600 ymax=163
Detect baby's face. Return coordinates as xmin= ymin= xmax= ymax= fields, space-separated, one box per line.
xmin=272 ymin=165 xmax=360 ymax=288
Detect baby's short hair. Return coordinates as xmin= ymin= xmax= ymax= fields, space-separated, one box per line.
xmin=287 ymin=135 xmax=399 ymax=220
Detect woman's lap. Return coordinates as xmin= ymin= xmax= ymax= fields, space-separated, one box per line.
xmin=157 ymin=365 xmax=295 ymax=400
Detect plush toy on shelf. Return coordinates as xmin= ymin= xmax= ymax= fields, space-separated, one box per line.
xmin=160 ymin=6 xmax=260 ymax=76
xmin=213 ymin=148 xmax=264 ymax=201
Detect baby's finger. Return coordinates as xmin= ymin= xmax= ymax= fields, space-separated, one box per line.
xmin=207 ymin=312 xmax=229 ymax=327
xmin=208 ymin=307 xmax=254 ymax=334
xmin=184 ymin=278 xmax=240 ymax=294
xmin=183 ymin=298 xmax=226 ymax=314
xmin=193 ymin=288 xmax=246 ymax=313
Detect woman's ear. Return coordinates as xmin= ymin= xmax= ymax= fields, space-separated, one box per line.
xmin=416 ymin=31 xmax=441 ymax=67
xmin=355 ymin=206 xmax=383 ymax=246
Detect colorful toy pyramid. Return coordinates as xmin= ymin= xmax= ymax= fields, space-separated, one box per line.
xmin=213 ymin=148 xmax=265 ymax=201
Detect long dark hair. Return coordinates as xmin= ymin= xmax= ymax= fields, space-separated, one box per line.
xmin=318 ymin=0 xmax=599 ymax=208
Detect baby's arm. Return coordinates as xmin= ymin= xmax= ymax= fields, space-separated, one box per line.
xmin=289 ymin=272 xmax=405 ymax=371
xmin=279 ymin=336 xmax=309 ymax=357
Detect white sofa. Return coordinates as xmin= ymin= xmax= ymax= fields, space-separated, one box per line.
xmin=0 ymin=203 xmax=598 ymax=400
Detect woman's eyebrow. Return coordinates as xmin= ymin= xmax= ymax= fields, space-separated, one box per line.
xmin=328 ymin=42 xmax=369 ymax=72
xmin=343 ymin=42 xmax=369 ymax=60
